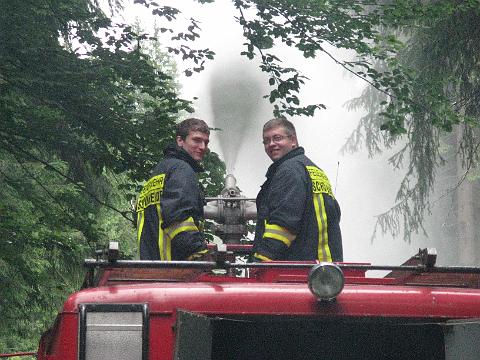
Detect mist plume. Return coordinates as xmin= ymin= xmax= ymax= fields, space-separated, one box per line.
xmin=209 ymin=64 xmax=264 ymax=173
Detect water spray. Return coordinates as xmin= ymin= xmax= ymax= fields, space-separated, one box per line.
xmin=209 ymin=61 xmax=265 ymax=172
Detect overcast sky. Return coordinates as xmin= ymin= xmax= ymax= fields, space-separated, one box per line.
xmin=121 ymin=0 xmax=436 ymax=267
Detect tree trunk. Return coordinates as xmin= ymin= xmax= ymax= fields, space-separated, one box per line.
xmin=456 ymin=124 xmax=477 ymax=265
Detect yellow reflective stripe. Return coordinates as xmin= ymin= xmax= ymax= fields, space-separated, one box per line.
xmin=194 ymin=249 xmax=208 ymax=256
xmin=264 ymin=223 xmax=295 ymax=247
xmin=166 ymin=225 xmax=171 ymax=261
xmin=319 ymin=195 xmax=332 ymax=262
xmin=307 ymin=165 xmax=333 ymax=262
xmin=156 ymin=204 xmax=169 ymax=261
xmin=137 ymin=174 xmax=165 ymax=212
xmin=187 ymin=249 xmax=208 ymax=261
xmin=168 ymin=224 xmax=199 ymax=240
xmin=313 ymin=193 xmax=332 ymax=262
xmin=164 ymin=217 xmax=199 ymax=241
xmin=137 ymin=210 xmax=145 ymax=246
xmin=306 ymin=165 xmax=334 ymax=198
xmin=254 ymin=253 xmax=273 ymax=262
xmin=264 ymin=223 xmax=296 ymax=242
xmin=263 ymin=232 xmax=292 ymax=247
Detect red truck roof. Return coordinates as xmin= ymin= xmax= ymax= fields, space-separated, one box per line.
xmin=64 ymin=258 xmax=480 ymax=320
xmin=36 ymin=247 xmax=480 ymax=360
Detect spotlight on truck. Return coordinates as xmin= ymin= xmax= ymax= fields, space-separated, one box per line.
xmin=308 ymin=263 xmax=344 ymax=301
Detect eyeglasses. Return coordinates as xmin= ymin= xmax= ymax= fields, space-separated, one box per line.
xmin=262 ymin=135 xmax=290 ymax=145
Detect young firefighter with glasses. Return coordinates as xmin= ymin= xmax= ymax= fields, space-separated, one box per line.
xmin=136 ymin=118 xmax=210 ymax=261
xmin=251 ymin=117 xmax=343 ymax=262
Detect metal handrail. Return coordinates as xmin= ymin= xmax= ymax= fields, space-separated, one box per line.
xmin=83 ymin=259 xmax=480 ymax=274
xmin=0 ymin=351 xmax=37 ymax=358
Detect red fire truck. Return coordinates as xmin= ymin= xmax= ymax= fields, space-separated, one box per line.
xmin=32 ymin=244 xmax=480 ymax=360
xmin=4 ymin=176 xmax=480 ymax=359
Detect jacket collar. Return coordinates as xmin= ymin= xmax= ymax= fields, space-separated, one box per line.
xmin=163 ymin=143 xmax=204 ymax=173
xmin=265 ymin=146 xmax=304 ymax=179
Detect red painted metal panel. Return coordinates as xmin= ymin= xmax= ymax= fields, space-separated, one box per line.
xmin=62 ymin=281 xmax=480 ymax=319
xmin=39 ymin=259 xmax=480 ymax=359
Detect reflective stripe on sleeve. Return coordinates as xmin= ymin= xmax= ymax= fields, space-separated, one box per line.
xmin=253 ymin=253 xmax=273 ymax=262
xmin=187 ymin=249 xmax=208 ymax=261
xmin=263 ymin=222 xmax=296 ymax=247
xmin=164 ymin=217 xmax=199 ymax=242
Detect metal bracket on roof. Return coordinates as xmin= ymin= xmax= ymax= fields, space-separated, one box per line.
xmin=107 ymin=241 xmax=119 ymax=263
xmin=417 ymin=248 xmax=437 ymax=268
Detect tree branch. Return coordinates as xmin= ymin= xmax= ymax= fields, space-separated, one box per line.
xmin=0 ymin=136 xmax=135 ymax=224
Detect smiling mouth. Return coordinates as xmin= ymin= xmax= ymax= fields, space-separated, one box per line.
xmin=269 ymin=151 xmax=280 ymax=158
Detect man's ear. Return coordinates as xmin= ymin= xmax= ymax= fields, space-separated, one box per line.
xmin=292 ymin=135 xmax=298 ymax=148
xmin=176 ymin=135 xmax=184 ymax=147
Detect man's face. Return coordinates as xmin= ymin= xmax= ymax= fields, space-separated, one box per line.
xmin=176 ymin=130 xmax=209 ymax=162
xmin=263 ymin=126 xmax=297 ymax=161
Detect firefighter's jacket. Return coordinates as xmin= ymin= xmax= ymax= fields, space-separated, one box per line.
xmin=252 ymin=147 xmax=343 ymax=262
xmin=136 ymin=144 xmax=207 ymax=260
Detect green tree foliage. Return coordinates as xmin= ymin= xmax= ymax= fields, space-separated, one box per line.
xmin=234 ymin=0 xmax=410 ymax=120
xmin=0 ymin=0 xmax=225 ymax=352
xmin=138 ymin=0 xmax=416 ymax=122
xmin=343 ymin=1 xmax=480 ymax=241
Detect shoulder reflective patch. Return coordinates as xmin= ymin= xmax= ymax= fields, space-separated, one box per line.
xmin=305 ymin=166 xmax=333 ymax=197
xmin=136 ymin=174 xmax=165 ymax=211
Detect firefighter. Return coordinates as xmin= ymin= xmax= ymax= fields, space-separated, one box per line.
xmin=252 ymin=117 xmax=343 ymax=262
xmin=136 ymin=118 xmax=210 ymax=260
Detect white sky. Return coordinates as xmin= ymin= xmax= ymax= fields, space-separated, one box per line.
xmin=121 ymin=0 xmax=436 ymax=266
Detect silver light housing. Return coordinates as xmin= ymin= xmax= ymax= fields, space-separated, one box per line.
xmin=308 ymin=263 xmax=344 ymax=300
xmin=79 ymin=304 xmax=148 ymax=360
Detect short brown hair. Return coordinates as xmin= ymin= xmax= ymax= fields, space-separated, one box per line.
xmin=263 ymin=117 xmax=297 ymax=137
xmin=176 ymin=118 xmax=210 ymax=140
